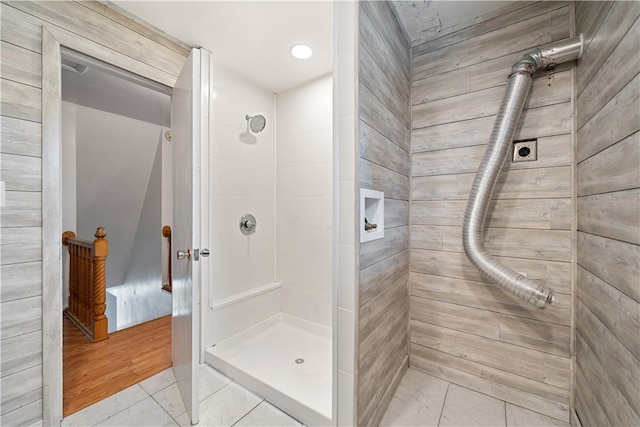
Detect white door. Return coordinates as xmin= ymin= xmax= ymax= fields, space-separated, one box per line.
xmin=171 ymin=48 xmax=209 ymax=425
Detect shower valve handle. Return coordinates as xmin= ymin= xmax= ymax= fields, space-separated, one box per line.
xmin=239 ymin=214 xmax=257 ymax=235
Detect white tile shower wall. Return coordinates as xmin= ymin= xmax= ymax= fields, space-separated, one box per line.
xmin=336 ymin=1 xmax=358 ymax=425
xmin=209 ymin=287 xmax=282 ymax=343
xmin=276 ymin=74 xmax=333 ymax=327
xmin=338 ymin=369 xmax=355 ymax=427
xmin=277 ymin=76 xmax=333 ymax=140
xmin=207 ymin=59 xmax=276 ymax=345
xmin=337 ymin=308 xmax=355 ymax=374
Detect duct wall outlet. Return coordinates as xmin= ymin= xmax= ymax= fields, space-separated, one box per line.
xmin=513 ymin=139 xmax=537 ymax=162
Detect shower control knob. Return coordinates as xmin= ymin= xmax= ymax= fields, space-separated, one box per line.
xmin=239 ymin=214 xmax=257 ymax=235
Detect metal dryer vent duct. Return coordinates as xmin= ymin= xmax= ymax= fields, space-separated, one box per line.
xmin=462 ymin=35 xmax=584 ymax=309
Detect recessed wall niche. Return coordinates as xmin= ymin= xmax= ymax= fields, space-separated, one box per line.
xmin=360 ymin=188 xmax=384 ymax=243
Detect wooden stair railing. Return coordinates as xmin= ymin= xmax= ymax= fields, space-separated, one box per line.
xmin=62 ymin=227 xmax=109 ymax=342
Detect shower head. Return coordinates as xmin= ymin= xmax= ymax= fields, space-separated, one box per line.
xmin=246 ymin=114 xmax=266 ymax=133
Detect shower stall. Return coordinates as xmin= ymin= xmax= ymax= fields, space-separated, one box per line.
xmin=202 ymin=60 xmax=334 ymax=425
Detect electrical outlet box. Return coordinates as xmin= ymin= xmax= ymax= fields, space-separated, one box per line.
xmin=513 ymin=139 xmax=537 ymax=162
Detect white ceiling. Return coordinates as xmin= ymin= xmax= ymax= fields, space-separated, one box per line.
xmin=111 ymin=1 xmax=516 ymax=94
xmin=62 ymin=59 xmax=171 ymax=127
xmin=112 ymin=1 xmax=334 ymax=93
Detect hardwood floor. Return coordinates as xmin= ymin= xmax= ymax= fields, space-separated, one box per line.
xmin=63 ymin=314 xmax=172 ymax=417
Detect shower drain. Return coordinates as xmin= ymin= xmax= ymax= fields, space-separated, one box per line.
xmin=295 ymin=358 xmax=305 ymax=364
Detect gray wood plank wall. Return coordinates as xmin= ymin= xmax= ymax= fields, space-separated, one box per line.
xmin=574 ymin=2 xmax=640 ymax=426
xmin=0 ymin=2 xmax=188 ymax=424
xmin=357 ymin=2 xmax=411 ymax=425
xmin=409 ymin=2 xmax=574 ymax=422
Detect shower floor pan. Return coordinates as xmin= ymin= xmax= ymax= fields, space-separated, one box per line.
xmin=205 ymin=313 xmax=332 ymax=426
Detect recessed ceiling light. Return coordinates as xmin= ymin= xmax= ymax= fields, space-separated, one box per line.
xmin=290 ymin=44 xmax=312 ymax=60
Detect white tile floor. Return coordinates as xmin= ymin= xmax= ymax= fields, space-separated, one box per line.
xmin=380 ymin=369 xmax=570 ymax=427
xmin=62 ymin=365 xmax=302 ymax=427
xmin=62 ymin=366 xmax=570 ymax=427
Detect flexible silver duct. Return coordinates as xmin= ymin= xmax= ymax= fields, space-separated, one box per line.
xmin=462 ymin=36 xmax=583 ymax=309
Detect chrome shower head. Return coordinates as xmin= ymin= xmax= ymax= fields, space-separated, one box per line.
xmin=246 ymin=114 xmax=266 ymax=133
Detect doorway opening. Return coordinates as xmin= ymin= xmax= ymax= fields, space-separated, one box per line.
xmin=60 ymin=48 xmax=174 ymax=416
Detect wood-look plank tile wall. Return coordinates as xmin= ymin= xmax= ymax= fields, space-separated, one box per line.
xmin=409 ymin=2 xmax=574 ymax=423
xmin=0 ymin=2 xmax=188 ymax=424
xmin=574 ymin=2 xmax=640 ymax=426
xmin=357 ymin=2 xmax=411 ymax=425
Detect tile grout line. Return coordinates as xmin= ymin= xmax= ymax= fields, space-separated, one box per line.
xmin=170 ymin=369 xmax=236 ymax=425
xmin=504 ymin=399 xmax=508 ymax=427
xmin=140 ymin=369 xmax=184 ymax=424
xmin=436 ymin=382 xmax=450 ymax=427
xmin=148 ymin=387 xmax=180 ymax=426
xmin=88 ymin=384 xmax=148 ymax=427
xmin=203 ymin=379 xmax=233 ymax=401
xmin=229 ymin=399 xmax=265 ymax=427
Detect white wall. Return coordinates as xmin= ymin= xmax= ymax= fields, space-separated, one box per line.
xmin=106 ymin=134 xmax=171 ymax=331
xmin=61 ymin=102 xmax=171 ymax=330
xmin=207 ymin=59 xmax=277 ymax=344
xmin=73 ymin=105 xmax=163 ymax=287
xmin=276 ymin=74 xmax=333 ymax=326
xmin=124 ymin=135 xmax=162 ymax=287
xmin=61 ymin=102 xmax=77 ymax=309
